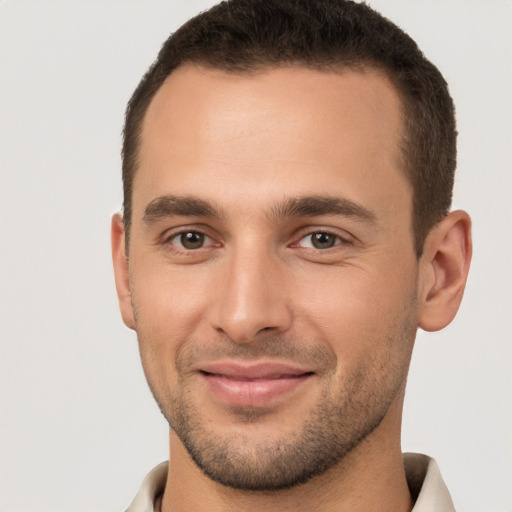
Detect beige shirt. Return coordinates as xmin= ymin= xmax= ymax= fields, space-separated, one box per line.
xmin=125 ymin=453 xmax=455 ymax=512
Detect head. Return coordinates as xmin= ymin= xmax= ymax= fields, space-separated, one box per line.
xmin=112 ymin=0 xmax=471 ymax=494
xmin=122 ymin=0 xmax=457 ymax=258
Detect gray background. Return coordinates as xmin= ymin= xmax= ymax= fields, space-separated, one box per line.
xmin=1 ymin=1 xmax=511 ymax=510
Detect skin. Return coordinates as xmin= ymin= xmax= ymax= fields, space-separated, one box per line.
xmin=112 ymin=65 xmax=472 ymax=512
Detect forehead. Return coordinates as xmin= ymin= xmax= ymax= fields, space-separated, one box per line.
xmin=134 ymin=64 xmax=409 ymax=220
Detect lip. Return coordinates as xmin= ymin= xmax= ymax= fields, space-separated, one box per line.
xmin=199 ymin=361 xmax=314 ymax=408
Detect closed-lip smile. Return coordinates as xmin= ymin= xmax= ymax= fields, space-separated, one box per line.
xmin=198 ymin=361 xmax=315 ymax=408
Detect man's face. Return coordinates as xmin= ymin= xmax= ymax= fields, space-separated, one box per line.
xmin=122 ymin=65 xmax=420 ymax=490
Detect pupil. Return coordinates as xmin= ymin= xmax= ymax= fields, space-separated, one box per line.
xmin=312 ymin=232 xmax=335 ymax=249
xmin=181 ymin=232 xmax=204 ymax=249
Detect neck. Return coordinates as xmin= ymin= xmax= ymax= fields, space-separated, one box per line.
xmin=160 ymin=396 xmax=413 ymax=512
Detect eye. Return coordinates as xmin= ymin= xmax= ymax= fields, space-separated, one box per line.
xmin=297 ymin=231 xmax=342 ymax=250
xmin=168 ymin=231 xmax=212 ymax=250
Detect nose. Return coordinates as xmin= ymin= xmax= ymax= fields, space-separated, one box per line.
xmin=209 ymin=245 xmax=292 ymax=343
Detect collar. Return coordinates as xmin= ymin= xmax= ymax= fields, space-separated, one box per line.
xmin=125 ymin=453 xmax=455 ymax=512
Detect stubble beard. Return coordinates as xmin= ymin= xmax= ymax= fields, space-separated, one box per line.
xmin=170 ymin=368 xmax=401 ymax=491
xmin=138 ymin=312 xmax=417 ymax=492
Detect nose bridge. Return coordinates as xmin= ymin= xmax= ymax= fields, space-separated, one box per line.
xmin=211 ymin=237 xmax=291 ymax=343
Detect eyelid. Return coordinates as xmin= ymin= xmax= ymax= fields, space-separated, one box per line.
xmin=158 ymin=224 xmax=355 ymax=251
xmin=160 ymin=225 xmax=221 ymax=250
xmin=297 ymin=233 xmax=342 ymax=249
xmin=290 ymin=227 xmax=354 ymax=248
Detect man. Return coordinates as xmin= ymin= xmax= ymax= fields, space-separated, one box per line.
xmin=111 ymin=0 xmax=472 ymax=510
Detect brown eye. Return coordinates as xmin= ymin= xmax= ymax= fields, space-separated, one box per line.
xmin=171 ymin=231 xmax=208 ymax=250
xmin=311 ymin=232 xmax=337 ymax=249
xmin=298 ymin=232 xmax=340 ymax=249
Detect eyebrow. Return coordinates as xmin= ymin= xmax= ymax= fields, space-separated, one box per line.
xmin=269 ymin=195 xmax=377 ymax=224
xmin=142 ymin=194 xmax=377 ymax=225
xmin=143 ymin=195 xmax=221 ymax=224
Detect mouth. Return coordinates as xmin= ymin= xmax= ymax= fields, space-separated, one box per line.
xmin=199 ymin=361 xmax=315 ymax=408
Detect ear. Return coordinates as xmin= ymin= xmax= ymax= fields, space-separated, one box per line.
xmin=417 ymin=210 xmax=472 ymax=332
xmin=111 ymin=213 xmax=136 ymax=330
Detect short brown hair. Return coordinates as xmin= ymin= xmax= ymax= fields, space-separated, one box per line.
xmin=122 ymin=0 xmax=456 ymax=256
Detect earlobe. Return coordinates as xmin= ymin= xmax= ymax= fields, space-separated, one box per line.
xmin=111 ymin=213 xmax=136 ymax=330
xmin=418 ymin=210 xmax=472 ymax=332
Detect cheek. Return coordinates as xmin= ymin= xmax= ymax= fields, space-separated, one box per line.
xmin=132 ymin=263 xmax=210 ymax=330
xmin=293 ymin=262 xmax=418 ymax=356
xmin=129 ymin=268 xmax=211 ymax=385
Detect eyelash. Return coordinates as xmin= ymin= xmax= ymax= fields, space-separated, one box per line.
xmin=161 ymin=227 xmax=351 ymax=254
xmin=162 ymin=229 xmax=218 ymax=251
xmin=293 ymin=231 xmax=349 ymax=250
